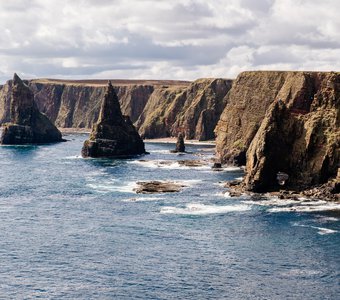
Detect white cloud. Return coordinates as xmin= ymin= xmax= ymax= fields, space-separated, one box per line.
xmin=0 ymin=0 xmax=339 ymax=83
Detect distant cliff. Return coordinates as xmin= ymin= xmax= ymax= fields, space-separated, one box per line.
xmin=216 ymin=71 xmax=340 ymax=193
xmin=0 ymin=78 xmax=231 ymax=140
xmin=136 ymin=78 xmax=232 ymax=140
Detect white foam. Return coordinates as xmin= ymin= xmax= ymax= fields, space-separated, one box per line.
xmin=223 ymin=192 xmax=232 ymax=198
xmin=64 ymin=155 xmax=82 ymax=160
xmin=128 ymin=159 xmax=211 ymax=170
xmin=268 ymin=203 xmax=340 ymax=213
xmin=292 ymin=223 xmax=338 ymax=235
xmin=242 ymin=198 xmax=300 ymax=207
xmin=316 ymin=216 xmax=339 ymax=222
xmin=87 ymin=181 xmax=137 ymax=193
xmin=315 ymin=227 xmax=338 ymax=235
xmin=160 ymin=203 xmax=251 ymax=215
xmin=148 ymin=149 xmax=172 ymax=154
xmin=224 ymin=166 xmax=243 ymax=171
xmin=122 ymin=196 xmax=165 ymax=202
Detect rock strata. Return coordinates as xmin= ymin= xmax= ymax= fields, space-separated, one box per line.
xmin=137 ymin=78 xmax=232 ymax=140
xmin=81 ymin=81 xmax=145 ymax=158
xmin=216 ymin=71 xmax=340 ymax=197
xmin=0 ymin=74 xmax=63 ymax=144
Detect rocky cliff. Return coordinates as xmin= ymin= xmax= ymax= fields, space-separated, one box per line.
xmin=1 ymin=74 xmax=62 ymax=144
xmin=136 ymin=78 xmax=232 ymax=140
xmin=81 ymin=81 xmax=145 ymax=158
xmin=216 ymin=71 xmax=339 ymax=194
xmin=0 ymin=78 xmax=231 ymax=140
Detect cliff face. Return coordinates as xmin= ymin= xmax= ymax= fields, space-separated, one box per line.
xmin=215 ymin=71 xmax=340 ymax=192
xmin=29 ymin=81 xmax=157 ymax=128
xmin=136 ymin=78 xmax=232 ymax=140
xmin=1 ymin=78 xmax=231 ymax=140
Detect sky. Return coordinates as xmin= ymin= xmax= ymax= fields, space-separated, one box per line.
xmin=0 ymin=0 xmax=339 ymax=83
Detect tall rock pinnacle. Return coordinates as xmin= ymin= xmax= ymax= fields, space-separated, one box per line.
xmin=0 ymin=73 xmax=63 ymax=144
xmin=81 ymin=81 xmax=146 ymax=158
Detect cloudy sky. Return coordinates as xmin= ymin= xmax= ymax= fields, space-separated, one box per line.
xmin=0 ymin=0 xmax=339 ymax=83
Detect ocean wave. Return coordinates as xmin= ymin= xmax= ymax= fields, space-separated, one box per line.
xmin=268 ymin=203 xmax=340 ymax=213
xmin=86 ymin=181 xmax=137 ymax=193
xmin=122 ymin=196 xmax=165 ymax=202
xmin=160 ymin=203 xmax=251 ymax=215
xmin=129 ymin=159 xmax=211 ymax=170
xmin=292 ymin=223 xmax=338 ymax=235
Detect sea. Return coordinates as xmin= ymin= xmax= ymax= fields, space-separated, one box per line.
xmin=0 ymin=133 xmax=339 ymax=299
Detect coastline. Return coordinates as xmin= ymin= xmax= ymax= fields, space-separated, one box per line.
xmin=144 ymin=137 xmax=215 ymax=145
xmin=59 ymin=128 xmax=91 ymax=134
xmin=59 ymin=129 xmax=216 ymax=145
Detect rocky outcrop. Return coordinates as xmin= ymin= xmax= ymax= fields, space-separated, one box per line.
xmin=134 ymin=181 xmax=186 ymax=194
xmin=0 ymin=74 xmax=62 ymax=144
xmin=216 ymin=71 xmax=340 ymax=194
xmin=137 ymin=78 xmax=232 ymax=140
xmin=81 ymin=82 xmax=145 ymax=158
xmin=174 ymin=133 xmax=185 ymax=153
xmin=1 ymin=77 xmax=231 ymax=140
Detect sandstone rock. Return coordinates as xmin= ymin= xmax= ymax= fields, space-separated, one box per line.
xmin=136 ymin=78 xmax=233 ymax=140
xmin=216 ymin=71 xmax=339 ymax=193
xmin=1 ymin=77 xmax=230 ymax=141
xmin=81 ymin=81 xmax=146 ymax=158
xmin=134 ymin=181 xmax=186 ymax=194
xmin=0 ymin=74 xmax=63 ymax=144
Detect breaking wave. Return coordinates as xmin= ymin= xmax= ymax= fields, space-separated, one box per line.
xmin=160 ymin=203 xmax=251 ymax=215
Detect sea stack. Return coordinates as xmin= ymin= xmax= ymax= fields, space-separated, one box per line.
xmin=81 ymin=81 xmax=146 ymax=158
xmin=0 ymin=73 xmax=63 ymax=144
xmin=174 ymin=133 xmax=185 ymax=153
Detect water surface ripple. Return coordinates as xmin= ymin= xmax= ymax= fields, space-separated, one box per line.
xmin=0 ymin=134 xmax=339 ymax=299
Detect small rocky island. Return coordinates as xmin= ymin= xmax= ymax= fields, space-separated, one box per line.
xmin=0 ymin=74 xmax=62 ymax=144
xmin=81 ymin=81 xmax=146 ymax=158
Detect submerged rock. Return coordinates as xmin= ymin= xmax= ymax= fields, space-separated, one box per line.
xmin=0 ymin=73 xmax=62 ymax=144
xmin=81 ymin=81 xmax=146 ymax=158
xmin=134 ymin=181 xmax=186 ymax=194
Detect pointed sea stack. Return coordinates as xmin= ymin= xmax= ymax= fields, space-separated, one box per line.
xmin=0 ymin=74 xmax=62 ymax=144
xmin=81 ymin=81 xmax=146 ymax=158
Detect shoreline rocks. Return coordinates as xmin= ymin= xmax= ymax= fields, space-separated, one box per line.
xmin=134 ymin=181 xmax=186 ymax=194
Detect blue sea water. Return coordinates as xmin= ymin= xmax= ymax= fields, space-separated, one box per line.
xmin=0 ymin=133 xmax=339 ymax=299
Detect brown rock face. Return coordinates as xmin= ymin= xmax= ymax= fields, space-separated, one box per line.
xmin=137 ymin=78 xmax=232 ymax=140
xmin=0 ymin=74 xmax=62 ymax=144
xmin=215 ymin=71 xmax=340 ymax=192
xmin=81 ymin=82 xmax=145 ymax=158
xmin=1 ymin=78 xmax=230 ymax=141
